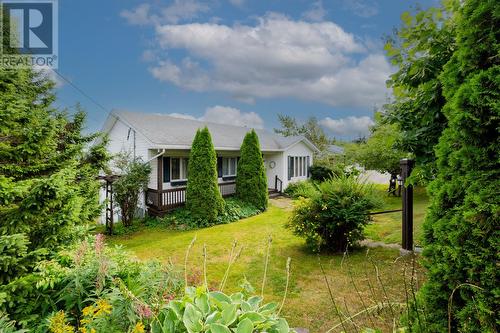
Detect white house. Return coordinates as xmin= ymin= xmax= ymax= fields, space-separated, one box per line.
xmin=100 ymin=110 xmax=318 ymax=216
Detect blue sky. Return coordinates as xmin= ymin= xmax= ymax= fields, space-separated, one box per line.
xmin=54 ymin=0 xmax=437 ymax=140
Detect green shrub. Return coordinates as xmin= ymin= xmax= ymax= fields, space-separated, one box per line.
xmin=186 ymin=127 xmax=224 ymax=223
xmin=283 ymin=180 xmax=318 ymax=199
xmin=152 ymin=286 xmax=292 ymax=333
xmin=236 ymin=130 xmax=268 ymax=210
xmin=160 ymin=198 xmax=261 ymax=230
xmin=309 ymin=164 xmax=335 ymax=181
xmin=113 ymin=153 xmax=151 ymax=229
xmin=286 ymin=175 xmax=381 ymax=252
xmin=1 ymin=234 xmax=182 ymax=331
xmin=412 ymin=1 xmax=500 ymax=331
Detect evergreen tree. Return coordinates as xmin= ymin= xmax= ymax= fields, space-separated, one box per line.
xmin=186 ymin=127 xmax=224 ymax=223
xmin=0 ymin=65 xmax=109 ymax=321
xmin=415 ymin=1 xmax=499 ymax=331
xmin=236 ymin=130 xmax=268 ymax=210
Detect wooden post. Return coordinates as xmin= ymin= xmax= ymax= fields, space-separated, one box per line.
xmin=157 ymin=156 xmax=163 ymax=207
xmin=400 ymin=159 xmax=414 ymax=251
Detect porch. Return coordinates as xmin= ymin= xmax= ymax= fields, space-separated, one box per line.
xmin=145 ymin=175 xmax=283 ymax=216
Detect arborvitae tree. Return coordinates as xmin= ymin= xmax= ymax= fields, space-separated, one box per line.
xmin=186 ymin=127 xmax=224 ymax=223
xmin=415 ymin=1 xmax=499 ymax=332
xmin=236 ymin=130 xmax=268 ymax=210
xmin=0 ymin=65 xmax=109 ymax=322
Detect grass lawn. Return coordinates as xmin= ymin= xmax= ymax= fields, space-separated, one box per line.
xmin=109 ymin=197 xmax=427 ymax=332
xmin=365 ymin=186 xmax=429 ymax=246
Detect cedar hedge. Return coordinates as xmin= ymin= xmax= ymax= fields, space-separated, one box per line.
xmin=236 ymin=129 xmax=268 ymax=210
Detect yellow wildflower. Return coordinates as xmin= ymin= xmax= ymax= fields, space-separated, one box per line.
xmin=82 ymin=305 xmax=94 ymax=317
xmin=48 ymin=311 xmax=74 ymax=333
xmin=132 ymin=322 xmax=145 ymax=333
xmin=94 ymin=299 xmax=112 ymax=316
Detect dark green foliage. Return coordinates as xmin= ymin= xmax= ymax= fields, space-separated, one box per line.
xmin=0 ymin=64 xmax=109 ymax=322
xmin=283 ymin=180 xmax=318 ymax=199
xmin=414 ymin=1 xmax=500 ymax=332
xmin=113 ymin=153 xmax=151 ymax=228
xmin=160 ymin=198 xmax=261 ymax=230
xmin=384 ymin=3 xmax=456 ymax=182
xmin=286 ymin=176 xmax=381 ymax=252
xmin=186 ymin=127 xmax=224 ymax=222
xmin=236 ymin=130 xmax=268 ymax=210
xmin=309 ymin=165 xmax=335 ymax=181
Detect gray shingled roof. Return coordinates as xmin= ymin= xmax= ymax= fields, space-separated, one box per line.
xmin=110 ymin=110 xmax=318 ymax=152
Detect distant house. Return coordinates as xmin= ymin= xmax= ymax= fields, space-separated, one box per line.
xmin=327 ymin=144 xmax=345 ymax=155
xmin=100 ymin=110 xmax=319 ymax=216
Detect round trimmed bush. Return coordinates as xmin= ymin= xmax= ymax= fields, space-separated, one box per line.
xmin=286 ymin=175 xmax=381 ymax=252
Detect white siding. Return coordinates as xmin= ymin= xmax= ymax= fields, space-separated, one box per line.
xmin=281 ymin=141 xmax=314 ymax=190
xmin=264 ymin=152 xmax=283 ymax=191
xmin=100 ymin=119 xmax=156 ymax=222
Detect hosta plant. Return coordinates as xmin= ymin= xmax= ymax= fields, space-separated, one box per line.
xmin=151 ymin=286 xmax=292 ymax=333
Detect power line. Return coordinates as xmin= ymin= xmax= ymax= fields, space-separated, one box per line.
xmin=51 ymin=68 xmax=111 ymax=115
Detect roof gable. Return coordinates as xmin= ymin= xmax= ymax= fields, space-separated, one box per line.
xmin=104 ymin=110 xmax=319 ymax=152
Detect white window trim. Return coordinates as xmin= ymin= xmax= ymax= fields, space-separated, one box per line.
xmin=290 ymin=155 xmax=309 ymax=178
xmin=222 ymin=157 xmax=238 ymax=177
xmin=171 ymin=157 xmax=188 ymax=181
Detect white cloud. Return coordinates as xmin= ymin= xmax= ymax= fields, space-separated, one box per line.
xmin=343 ymin=0 xmax=378 ymax=18
xmin=121 ymin=1 xmax=209 ymax=26
xmin=228 ymin=0 xmax=245 ymax=7
xmin=320 ymin=116 xmax=374 ymax=137
xmin=161 ymin=0 xmax=210 ymax=24
xmin=120 ymin=3 xmax=151 ymax=25
xmin=168 ymin=105 xmax=264 ymax=128
xmin=302 ymin=1 xmax=327 ymax=22
xmin=148 ymin=14 xmax=391 ymax=107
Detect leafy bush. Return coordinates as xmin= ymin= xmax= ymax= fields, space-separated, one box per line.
xmin=2 ymin=234 xmax=182 ymax=331
xmin=160 ymin=198 xmax=261 ymax=230
xmin=152 ymin=286 xmax=291 ymax=333
xmin=113 ymin=153 xmax=151 ymax=228
xmin=186 ymin=128 xmax=224 ymax=223
xmin=3 ymin=235 xmax=292 ymax=332
xmin=309 ymin=164 xmax=335 ymax=181
xmin=286 ymin=176 xmax=381 ymax=252
xmin=236 ymin=129 xmax=268 ymax=210
xmin=283 ymin=180 xmax=318 ymax=199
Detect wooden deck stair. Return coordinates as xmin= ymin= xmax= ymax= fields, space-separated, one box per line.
xmin=268 ymin=188 xmax=282 ymax=199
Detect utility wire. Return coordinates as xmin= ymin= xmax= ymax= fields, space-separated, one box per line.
xmin=51 ymin=68 xmax=111 ymax=115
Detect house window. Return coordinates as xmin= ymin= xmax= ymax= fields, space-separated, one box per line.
xmin=222 ymin=157 xmax=237 ymax=177
xmin=171 ymin=157 xmax=188 ymax=181
xmin=288 ymin=156 xmax=309 ymax=179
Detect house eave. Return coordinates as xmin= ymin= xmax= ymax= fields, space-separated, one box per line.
xmin=149 ymin=144 xmax=283 ymax=153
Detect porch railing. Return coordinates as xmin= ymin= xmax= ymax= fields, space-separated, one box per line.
xmin=146 ymin=181 xmax=236 ymax=212
xmin=274 ymin=175 xmax=283 ymax=193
